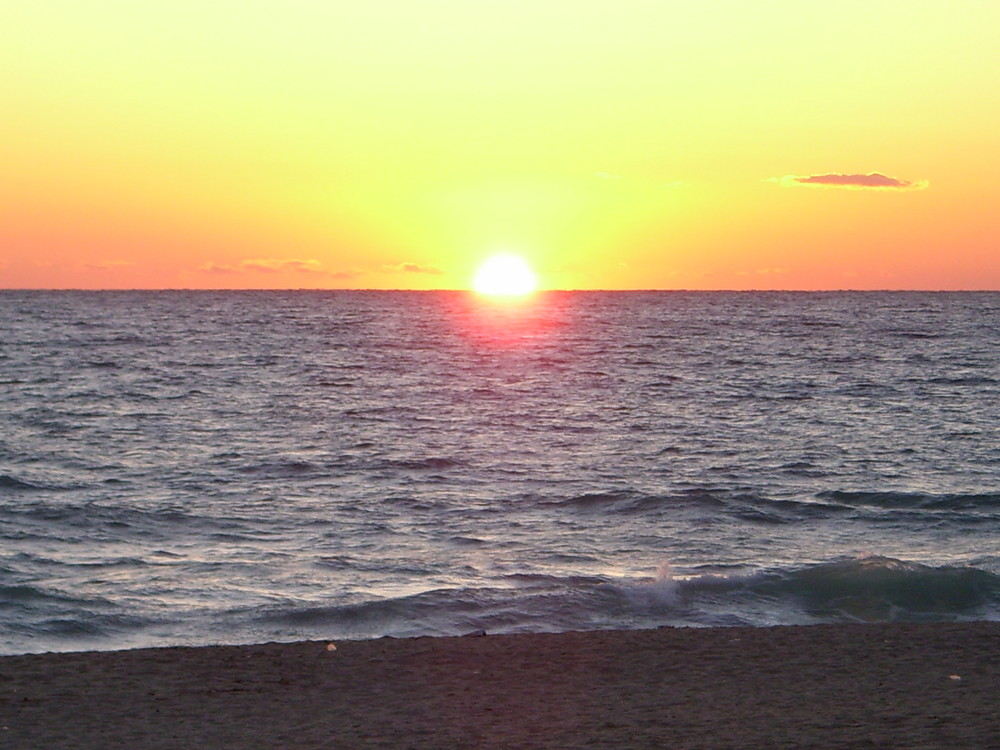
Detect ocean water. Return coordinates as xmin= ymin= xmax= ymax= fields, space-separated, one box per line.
xmin=1 ymin=290 xmax=999 ymax=655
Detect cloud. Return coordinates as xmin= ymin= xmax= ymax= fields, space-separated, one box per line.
xmin=329 ymin=269 xmax=363 ymax=279
xmin=197 ymin=258 xmax=358 ymax=277
xmin=197 ymin=262 xmax=239 ymax=274
xmin=382 ymin=262 xmax=443 ymax=275
xmin=241 ymin=258 xmax=326 ymax=274
xmin=81 ymin=260 xmax=136 ymax=270
xmin=774 ymin=172 xmax=928 ymax=190
xmin=735 ymin=267 xmax=788 ymax=278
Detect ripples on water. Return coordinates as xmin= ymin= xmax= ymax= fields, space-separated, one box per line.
xmin=1 ymin=290 xmax=999 ymax=653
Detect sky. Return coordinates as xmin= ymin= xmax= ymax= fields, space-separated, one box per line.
xmin=2 ymin=0 xmax=999 ymax=290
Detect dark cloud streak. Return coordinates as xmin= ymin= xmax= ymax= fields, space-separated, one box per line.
xmin=383 ymin=262 xmax=443 ymax=275
xmin=197 ymin=259 xmax=361 ymax=278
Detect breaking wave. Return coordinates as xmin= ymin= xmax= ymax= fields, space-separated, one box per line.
xmin=230 ymin=557 xmax=1000 ymax=646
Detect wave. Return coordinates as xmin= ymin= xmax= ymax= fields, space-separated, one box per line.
xmin=818 ymin=490 xmax=1000 ymax=511
xmin=0 ymin=500 xmax=264 ymax=546
xmin=237 ymin=460 xmax=321 ymax=477
xmin=0 ymin=581 xmax=157 ymax=648
xmin=231 ymin=455 xmax=464 ymax=478
xmin=248 ymin=579 xmax=626 ymax=639
xmin=545 ymin=490 xmax=641 ymax=510
xmin=243 ymin=556 xmax=1000 ymax=643
xmin=920 ymin=375 xmax=997 ymax=387
xmin=542 ymin=487 xmax=1000 ymax=523
xmin=379 ymin=457 xmax=463 ymax=471
xmin=0 ymin=472 xmax=92 ymax=493
xmin=0 ymin=583 xmax=99 ymax=606
xmin=4 ymin=555 xmax=999 ymax=654
xmin=0 ymin=474 xmax=51 ymax=491
xmin=544 ymin=488 xmax=730 ymax=513
xmin=675 ymin=556 xmax=1000 ymax=624
xmin=544 ymin=488 xmax=844 ymax=525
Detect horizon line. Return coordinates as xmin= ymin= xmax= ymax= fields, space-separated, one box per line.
xmin=3 ymin=287 xmax=1000 ymax=294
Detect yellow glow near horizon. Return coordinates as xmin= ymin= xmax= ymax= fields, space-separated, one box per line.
xmin=472 ymin=255 xmax=538 ymax=296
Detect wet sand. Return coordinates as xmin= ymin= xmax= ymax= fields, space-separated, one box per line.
xmin=2 ymin=622 xmax=998 ymax=749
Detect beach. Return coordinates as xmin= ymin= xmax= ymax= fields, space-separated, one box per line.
xmin=2 ymin=622 xmax=998 ymax=749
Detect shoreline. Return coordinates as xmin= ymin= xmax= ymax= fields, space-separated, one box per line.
xmin=3 ymin=622 xmax=999 ymax=749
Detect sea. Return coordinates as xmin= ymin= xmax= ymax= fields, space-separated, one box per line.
xmin=2 ymin=290 xmax=999 ymax=655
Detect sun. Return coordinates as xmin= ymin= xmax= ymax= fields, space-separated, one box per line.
xmin=472 ymin=254 xmax=538 ymax=296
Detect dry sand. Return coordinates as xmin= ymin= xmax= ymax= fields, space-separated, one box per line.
xmin=2 ymin=622 xmax=998 ymax=749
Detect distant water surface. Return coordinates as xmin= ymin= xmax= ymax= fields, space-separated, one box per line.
xmin=1 ymin=290 xmax=999 ymax=654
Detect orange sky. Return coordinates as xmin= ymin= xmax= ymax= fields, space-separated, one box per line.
xmin=2 ymin=1 xmax=999 ymax=290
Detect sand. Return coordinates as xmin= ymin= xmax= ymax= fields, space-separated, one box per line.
xmin=2 ymin=622 xmax=998 ymax=749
